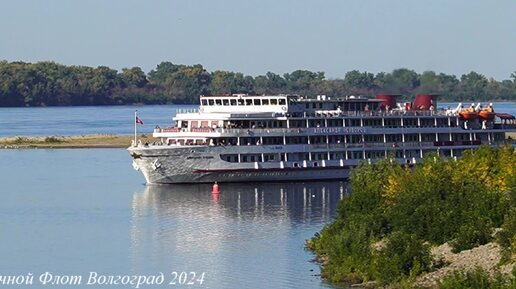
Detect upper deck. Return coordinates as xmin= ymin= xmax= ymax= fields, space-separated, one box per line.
xmin=180 ymin=94 xmax=387 ymax=121
xmin=199 ymin=94 xmax=290 ymax=114
xmin=161 ymin=94 xmax=516 ymax=139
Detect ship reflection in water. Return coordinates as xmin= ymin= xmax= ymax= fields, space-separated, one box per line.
xmin=130 ymin=181 xmax=347 ymax=289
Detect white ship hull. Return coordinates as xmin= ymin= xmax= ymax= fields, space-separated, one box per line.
xmin=129 ymin=146 xmax=352 ymax=184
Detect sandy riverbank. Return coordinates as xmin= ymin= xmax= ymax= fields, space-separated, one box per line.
xmin=415 ymin=242 xmax=514 ymax=288
xmin=0 ymin=134 xmax=157 ymax=148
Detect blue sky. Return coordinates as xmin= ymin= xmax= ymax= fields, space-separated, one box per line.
xmin=1 ymin=0 xmax=514 ymax=79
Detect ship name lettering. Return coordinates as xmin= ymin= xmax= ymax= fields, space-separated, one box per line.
xmin=313 ymin=127 xmax=366 ymax=134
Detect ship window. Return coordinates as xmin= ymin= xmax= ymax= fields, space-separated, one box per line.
xmin=221 ymin=154 xmax=238 ymax=162
xmin=215 ymin=99 xmax=222 ymax=105
xmin=270 ymin=99 xmax=278 ymax=105
xmin=223 ymin=99 xmax=229 ymax=106
xmin=264 ymin=154 xmax=278 ymax=162
xmin=420 ymin=119 xmax=434 ymax=127
xmin=262 ymin=99 xmax=269 ymax=105
xmin=406 ymin=134 xmax=419 ymax=142
xmin=246 ymin=99 xmax=252 ymax=105
xmin=254 ymin=99 xmax=261 ymax=105
xmin=350 ymin=119 xmax=360 ymax=127
xmin=230 ymin=99 xmax=237 ymax=106
xmin=238 ymin=99 xmax=244 ymax=105
xmin=422 ymin=133 xmax=435 ymax=142
xmin=306 ymin=103 xmax=310 ymax=109
xmin=279 ymin=99 xmax=286 ymax=105
xmin=202 ymin=99 xmax=208 ymax=105
xmin=318 ymin=103 xmax=323 ymax=109
xmin=208 ymin=99 xmax=214 ymax=105
xmin=312 ymin=103 xmax=316 ymax=108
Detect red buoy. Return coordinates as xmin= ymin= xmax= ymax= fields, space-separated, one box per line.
xmin=212 ymin=192 xmax=220 ymax=203
xmin=212 ymin=182 xmax=220 ymax=194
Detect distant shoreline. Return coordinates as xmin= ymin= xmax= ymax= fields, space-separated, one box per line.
xmin=0 ymin=134 xmax=156 ymax=149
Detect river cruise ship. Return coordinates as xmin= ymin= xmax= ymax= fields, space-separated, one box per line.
xmin=128 ymin=94 xmax=516 ymax=184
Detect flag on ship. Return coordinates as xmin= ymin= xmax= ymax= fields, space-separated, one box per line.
xmin=135 ymin=116 xmax=144 ymax=125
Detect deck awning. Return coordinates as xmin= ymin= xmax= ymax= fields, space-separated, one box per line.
xmin=496 ymin=113 xmax=515 ymax=119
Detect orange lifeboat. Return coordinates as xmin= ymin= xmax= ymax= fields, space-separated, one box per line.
xmin=458 ymin=107 xmax=478 ymax=121
xmin=478 ymin=107 xmax=495 ymax=121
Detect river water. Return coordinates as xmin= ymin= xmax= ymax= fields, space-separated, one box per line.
xmin=0 ymin=148 xmax=346 ymax=288
xmin=1 ymin=102 xmax=515 ymax=288
xmin=0 ymin=104 xmax=351 ymax=289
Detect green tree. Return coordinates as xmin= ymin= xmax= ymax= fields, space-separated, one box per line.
xmin=459 ymin=71 xmax=489 ymax=101
xmin=210 ymin=70 xmax=254 ymax=95
xmin=120 ymin=67 xmax=148 ymax=88
xmin=343 ymin=70 xmax=374 ymax=94
xmin=148 ymin=61 xmax=183 ymax=84
xmin=254 ymin=72 xmax=286 ymax=94
xmin=284 ymin=70 xmax=326 ymax=95
xmin=382 ymin=68 xmax=420 ymax=95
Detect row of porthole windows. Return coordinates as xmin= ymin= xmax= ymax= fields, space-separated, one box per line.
xmin=201 ymin=98 xmax=287 ymax=106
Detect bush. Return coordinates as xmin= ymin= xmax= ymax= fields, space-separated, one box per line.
xmin=44 ymin=136 xmax=63 ymax=143
xmin=438 ymin=268 xmax=516 ymax=289
xmin=13 ymin=137 xmax=29 ymax=144
xmin=451 ymin=221 xmax=493 ymax=253
xmin=373 ymin=231 xmax=431 ymax=284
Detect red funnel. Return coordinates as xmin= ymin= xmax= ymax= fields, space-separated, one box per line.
xmin=413 ymin=94 xmax=438 ymax=110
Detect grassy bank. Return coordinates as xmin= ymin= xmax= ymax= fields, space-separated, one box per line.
xmin=0 ymin=134 xmax=157 ymax=148
xmin=307 ymin=145 xmax=516 ymax=288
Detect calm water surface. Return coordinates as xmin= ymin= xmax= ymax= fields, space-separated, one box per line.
xmin=0 ymin=105 xmax=196 ymax=137
xmin=0 ymin=149 xmax=346 ymax=288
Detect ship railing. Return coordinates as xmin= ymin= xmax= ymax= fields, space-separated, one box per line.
xmin=214 ymin=128 xmax=294 ymax=135
xmin=291 ymin=110 xmax=448 ymax=118
xmin=175 ymin=108 xmax=199 ymax=114
xmin=154 ymin=126 xmax=482 ymax=136
xmin=140 ymin=140 xmax=476 ymax=149
xmin=230 ymin=112 xmax=287 ymax=118
xmin=154 ymin=127 xmax=182 ymax=133
xmin=309 ymin=141 xmax=437 ymax=150
xmin=154 ymin=127 xmax=217 ymax=133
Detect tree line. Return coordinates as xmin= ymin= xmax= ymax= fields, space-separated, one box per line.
xmin=1 ymin=60 xmax=516 ymax=107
